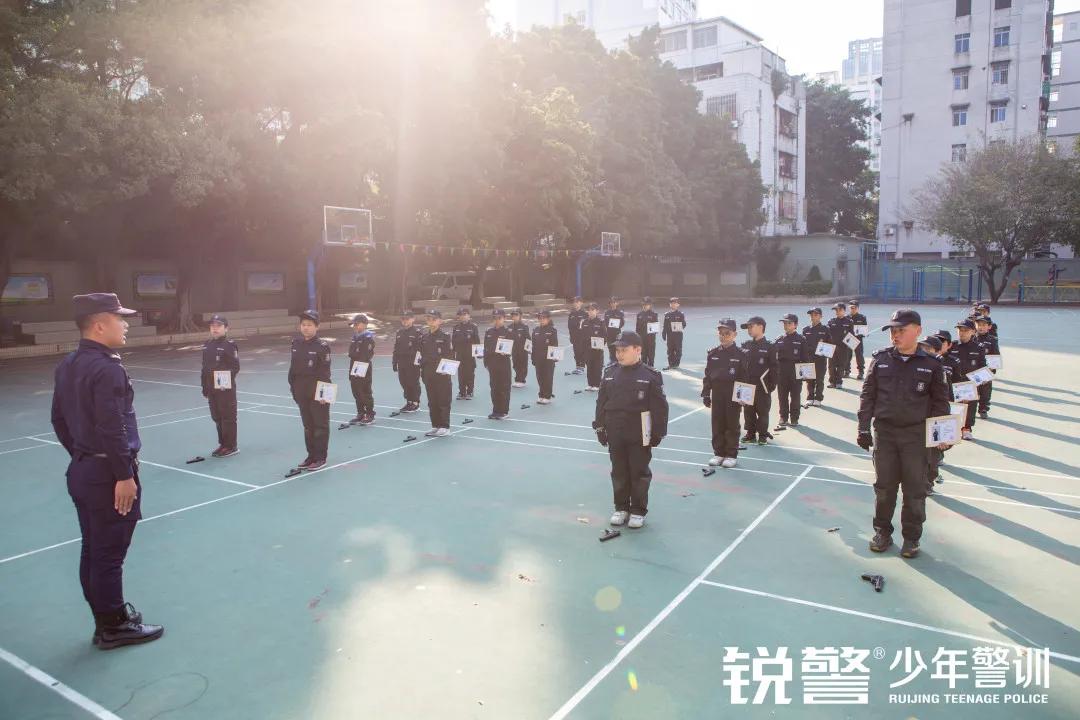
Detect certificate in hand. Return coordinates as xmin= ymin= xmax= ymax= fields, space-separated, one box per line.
xmin=496 ymin=338 xmax=514 ymax=355
xmin=590 ymin=336 xmax=606 ymax=350
xmin=732 ymin=382 xmax=756 ymax=406
xmin=967 ymin=367 xmax=994 ymax=386
xmin=815 ymin=342 xmax=837 ymax=359
xmin=315 ymin=381 xmax=338 ymax=404
xmin=646 ymin=322 xmax=660 ymax=334
xmin=926 ymin=415 xmax=960 ymax=447
xmin=795 ymin=363 xmax=816 ymax=380
xmin=350 ymin=361 xmax=369 ymax=378
xmin=546 ymin=346 xmax=564 ymax=361
xmin=842 ymin=333 xmax=861 ymax=351
xmin=471 ymin=344 xmax=484 ymax=358
xmin=436 ymin=358 xmax=460 ymax=375
xmin=952 ymin=381 xmax=978 ymax=402
xmin=213 ymin=370 xmax=232 ymax=390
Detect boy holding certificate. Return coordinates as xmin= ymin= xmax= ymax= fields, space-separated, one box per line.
xmin=975 ymin=316 xmax=1000 ymax=419
xmin=703 ymin=319 xmax=750 ymax=467
xmin=952 ymin=318 xmax=986 ymax=440
xmin=451 ymin=307 xmax=480 ymax=400
xmin=420 ymin=309 xmax=455 ymax=436
xmin=661 ymin=298 xmax=686 ymax=370
xmin=483 ymin=310 xmax=513 ymax=419
xmin=347 ymin=314 xmax=376 ymax=425
xmin=201 ymin=314 xmax=239 ymax=457
xmin=583 ymin=303 xmax=607 ymax=391
xmin=288 ymin=310 xmax=332 ymax=470
xmin=531 ymin=310 xmax=559 ymax=404
xmin=635 ymin=297 xmax=659 ymax=367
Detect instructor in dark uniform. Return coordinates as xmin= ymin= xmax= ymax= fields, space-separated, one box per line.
xmin=288 ymin=310 xmax=332 ymax=471
xmin=858 ymin=309 xmax=951 ymax=559
xmin=593 ymin=331 xmax=669 ymax=529
xmin=51 ymin=293 xmax=164 ymax=649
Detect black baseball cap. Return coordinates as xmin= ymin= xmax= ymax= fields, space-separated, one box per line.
xmin=208 ymin=314 xmax=228 ymax=326
xmin=492 ymin=309 xmax=506 ymax=317
xmin=934 ymin=329 xmax=953 ymax=343
xmin=537 ymin=309 xmax=551 ymax=318
xmin=919 ymin=335 xmax=943 ymax=352
xmin=613 ymin=331 xmax=642 ymax=347
xmin=807 ymin=307 xmax=823 ymax=315
xmin=642 ymin=296 xmax=653 ymax=304
xmin=831 ymin=302 xmax=846 ymax=310
xmin=609 ymin=296 xmax=619 ymax=303
xmin=351 ymin=314 xmax=368 ymax=325
xmin=975 ymin=315 xmax=992 ymax=324
xmin=73 ymin=293 xmax=137 ymax=320
xmin=740 ymin=316 xmax=766 ymax=329
xmin=587 ymin=302 xmax=599 ymax=310
xmin=955 ymin=318 xmax=976 ymax=331
xmin=848 ymin=300 xmax=860 ymax=307
xmin=717 ymin=318 xmax=737 ymax=331
xmin=669 ymin=297 xmax=680 ymax=303
xmin=300 ymin=309 xmax=320 ymax=324
xmin=427 ymin=309 xmax=442 ymax=319
xmin=881 ymin=308 xmax=921 ymax=329
xmin=457 ymin=307 xmax=470 ymax=316
xmin=510 ymin=308 xmax=522 ymax=316
xmin=401 ymin=309 xmax=414 ymax=318
xmin=779 ymin=313 xmax=799 ymax=324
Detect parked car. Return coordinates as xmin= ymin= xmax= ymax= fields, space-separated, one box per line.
xmin=418 ymin=271 xmax=476 ymax=301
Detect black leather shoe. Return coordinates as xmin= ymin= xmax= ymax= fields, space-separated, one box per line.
xmin=92 ymin=602 xmax=143 ymax=645
xmin=869 ymin=533 xmax=893 ymax=553
xmin=95 ymin=613 xmax=163 ymax=650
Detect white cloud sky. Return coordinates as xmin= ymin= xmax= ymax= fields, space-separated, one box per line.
xmin=490 ymin=0 xmax=1080 ymax=77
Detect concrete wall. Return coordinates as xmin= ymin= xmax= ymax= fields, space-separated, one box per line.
xmin=773 ymin=234 xmax=871 ymax=297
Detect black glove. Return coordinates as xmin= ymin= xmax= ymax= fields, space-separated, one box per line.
xmin=857 ymin=432 xmax=873 ymax=451
xmin=702 ymin=396 xmax=712 ymax=408
xmin=596 ymin=428 xmax=608 ymax=447
xmin=649 ymin=435 xmax=662 ymax=448
xmin=392 ymin=361 xmax=398 ymax=372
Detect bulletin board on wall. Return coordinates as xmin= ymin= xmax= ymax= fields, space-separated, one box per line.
xmin=134 ymin=272 xmax=178 ymax=298
xmin=1 ymin=274 xmax=53 ymax=304
xmin=246 ymin=271 xmax=286 ymax=294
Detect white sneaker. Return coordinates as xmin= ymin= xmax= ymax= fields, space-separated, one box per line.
xmin=721 ymin=457 xmax=737 ymax=469
xmin=537 ymin=398 xmax=550 ymax=404
xmin=962 ymin=430 xmax=974 ymax=441
xmin=424 ymin=428 xmax=439 ymax=437
xmin=513 ymin=382 xmax=526 ymax=388
xmin=708 ymin=456 xmax=723 ymax=466
xmin=586 ymin=386 xmax=598 ymax=392
xmin=610 ymin=511 xmax=629 ymax=526
xmin=434 ymin=428 xmax=450 ymax=437
xmin=628 ymin=514 xmax=645 ymax=529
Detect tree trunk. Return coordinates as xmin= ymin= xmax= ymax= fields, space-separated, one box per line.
xmin=175 ymin=249 xmax=201 ymax=333
xmin=469 ymin=263 xmax=487 ymax=308
xmin=979 ymin=265 xmax=999 ymax=304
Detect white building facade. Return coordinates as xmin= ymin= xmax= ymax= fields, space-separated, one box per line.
xmin=879 ymin=0 xmax=1055 ymax=258
xmin=1048 ymin=10 xmax=1080 ymax=155
xmin=515 ymin=0 xmax=697 ymax=48
xmin=841 ymin=38 xmax=884 ymax=172
xmin=658 ymin=17 xmax=808 ymax=236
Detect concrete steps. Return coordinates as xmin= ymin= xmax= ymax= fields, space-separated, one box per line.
xmin=27 ymin=324 xmax=158 ymax=345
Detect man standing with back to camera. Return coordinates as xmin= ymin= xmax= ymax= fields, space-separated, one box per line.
xmin=51 ymin=293 xmax=164 ymax=649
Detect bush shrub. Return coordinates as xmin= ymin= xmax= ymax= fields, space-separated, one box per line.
xmin=753 ymin=281 xmax=833 ymax=297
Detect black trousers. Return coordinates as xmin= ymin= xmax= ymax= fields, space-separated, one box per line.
xmin=207 ymin=387 xmax=237 ymax=448
xmin=293 ymin=382 xmax=330 ymax=461
xmin=927 ymin=447 xmax=944 ymax=484
xmin=68 ymin=458 xmax=141 ymax=614
xmin=872 ymin=424 xmax=927 ymax=542
xmin=350 ymin=371 xmax=374 ymax=416
xmin=607 ymin=342 xmax=617 ymax=363
xmin=512 ymin=350 xmax=528 ymax=384
xmin=642 ymin=335 xmax=656 ymax=367
xmin=571 ymin=334 xmax=587 ymax=368
xmin=608 ymin=434 xmax=653 ymax=516
xmin=711 ymin=396 xmax=742 ymax=458
xmin=742 ymin=387 xmax=771 ymax=441
xmin=808 ymin=357 xmax=827 ymax=401
xmin=777 ymin=375 xmax=802 ymax=423
xmin=666 ymin=335 xmax=683 ymax=367
xmin=828 ymin=352 xmax=845 ymax=386
xmin=535 ymin=359 xmax=555 ymax=399
xmin=397 ymin=363 xmax=421 ymax=404
xmin=487 ymin=359 xmax=511 ymax=414
xmin=423 ymin=368 xmax=452 ymax=428
xmin=587 ymin=348 xmax=605 ymax=387
xmin=851 ymin=342 xmax=865 ymax=374
xmin=457 ymin=356 xmax=476 ymax=396
xmin=964 ymin=400 xmax=978 ymax=429
xmin=977 ymin=382 xmax=992 ymax=413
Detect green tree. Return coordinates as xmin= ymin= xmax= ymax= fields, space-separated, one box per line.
xmin=917 ymin=137 xmax=1080 ymax=302
xmin=804 ymin=81 xmax=876 ymax=236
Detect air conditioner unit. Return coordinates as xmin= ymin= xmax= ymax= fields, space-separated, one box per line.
xmin=884 ymin=226 xmax=896 ymax=236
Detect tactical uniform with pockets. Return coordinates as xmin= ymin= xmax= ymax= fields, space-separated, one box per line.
xmin=702 ymin=344 xmax=750 ymax=458
xmin=201 ymin=336 xmax=239 ymax=450
xmin=289 ymin=336 xmax=332 ymax=463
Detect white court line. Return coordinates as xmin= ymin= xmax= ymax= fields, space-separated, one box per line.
xmin=0 ymin=444 xmax=50 ymax=456
xmin=546 ymin=465 xmax=816 ymax=720
xmin=0 ymin=427 xmax=466 ymax=566
xmin=0 ymin=645 xmax=123 ymax=720
xmin=22 ymin=437 xmax=258 ymax=490
xmin=699 ymin=581 xmax=1080 ymax=665
xmin=669 ymin=406 xmax=705 ymax=423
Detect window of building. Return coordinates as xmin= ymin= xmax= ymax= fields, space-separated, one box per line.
xmin=992 ymin=61 xmax=1009 ymax=85
xmin=993 ymin=26 xmax=1010 ymax=47
xmin=693 ymin=25 xmax=717 ymax=47
xmin=1051 ymin=49 xmax=1062 ymax=77
xmin=952 ymin=105 xmax=968 ymax=126
xmin=951 ymin=144 xmax=968 ymax=162
xmin=955 ymin=33 xmax=970 ymax=53
xmin=990 ymin=102 xmax=1007 ymax=123
xmin=1049 ymin=90 xmax=1059 ymax=102
xmin=1053 ymin=22 xmax=1064 ymax=43
xmin=778 ymin=191 xmax=798 ymax=221
xmin=778 ymin=108 xmax=798 ymax=138
xmin=1046 ymin=140 xmax=1058 ymax=154
xmin=778 ymin=151 xmax=797 ymax=179
xmin=695 ymin=62 xmax=723 ymax=81
xmin=956 ymin=0 xmax=971 ymax=17
xmin=705 ymin=93 xmax=737 ymax=120
xmin=1047 ymin=114 xmax=1058 ymax=128
xmin=660 ymin=31 xmax=687 ymax=53
xmin=994 ymin=0 xmax=1011 ymax=9
xmin=953 ymin=69 xmax=969 ymax=90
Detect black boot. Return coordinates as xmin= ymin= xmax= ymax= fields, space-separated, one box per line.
xmin=92 ymin=602 xmax=143 ymax=645
xmin=94 ymin=607 xmax=163 ymax=650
